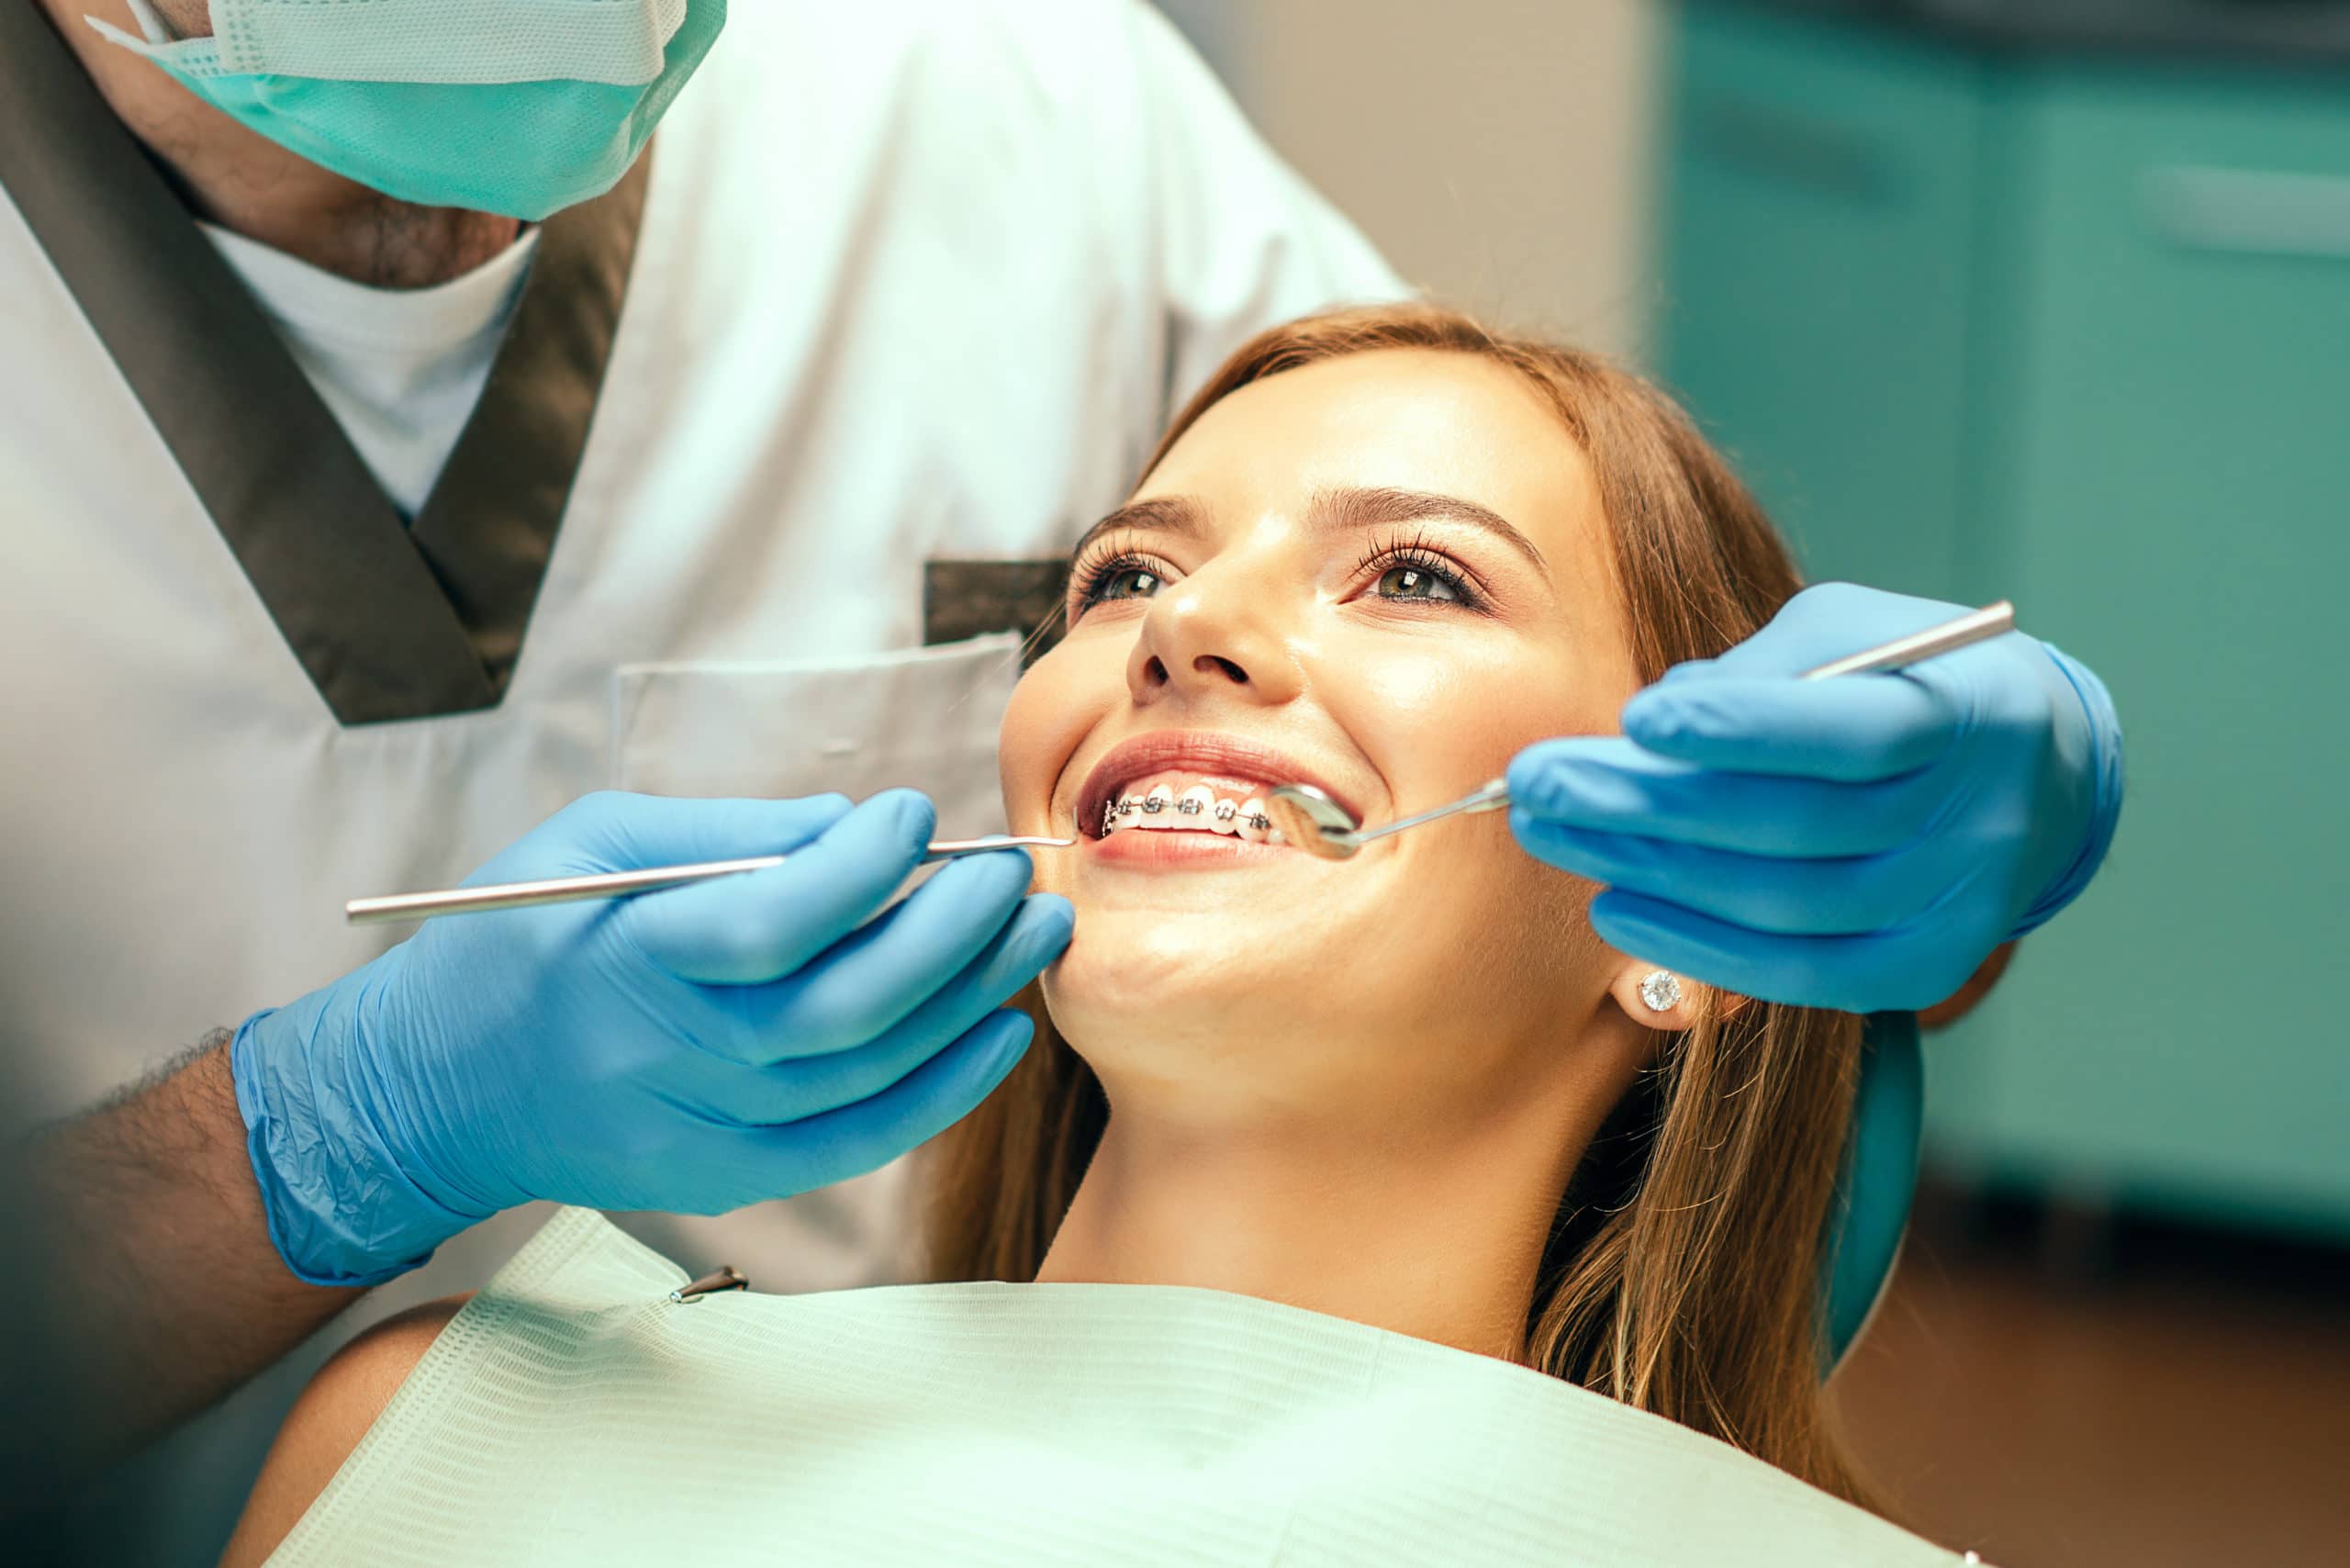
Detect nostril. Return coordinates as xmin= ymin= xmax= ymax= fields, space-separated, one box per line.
xmin=1141 ymin=654 xmax=1170 ymax=688
xmin=1194 ymin=655 xmax=1248 ymax=684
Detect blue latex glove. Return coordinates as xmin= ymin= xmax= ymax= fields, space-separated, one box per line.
xmin=1508 ymin=583 xmax=2122 ymax=1014
xmin=232 ymin=790 xmax=1071 ymax=1287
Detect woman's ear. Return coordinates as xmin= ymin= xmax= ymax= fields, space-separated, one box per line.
xmin=1605 ymin=964 xmax=1726 ymax=1032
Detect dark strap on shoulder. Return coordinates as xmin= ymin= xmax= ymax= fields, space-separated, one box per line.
xmin=0 ymin=5 xmax=650 ymax=725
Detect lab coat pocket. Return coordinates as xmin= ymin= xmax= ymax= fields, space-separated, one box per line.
xmin=609 ymin=633 xmax=1024 ymax=839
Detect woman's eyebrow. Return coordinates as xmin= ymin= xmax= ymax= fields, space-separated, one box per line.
xmin=1070 ymin=488 xmax=1546 ymax=572
xmin=1070 ymin=496 xmax=1206 ymax=557
xmin=1312 ymin=486 xmax=1548 ymax=571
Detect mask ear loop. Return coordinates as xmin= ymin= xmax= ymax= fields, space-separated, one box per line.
xmin=85 ymin=2 xmax=231 ymax=77
xmin=117 ymin=0 xmax=177 ymax=42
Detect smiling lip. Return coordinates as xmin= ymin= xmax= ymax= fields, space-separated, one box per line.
xmin=1091 ymin=826 xmax=1288 ymax=868
xmin=1071 ymin=730 xmax=1361 ymax=843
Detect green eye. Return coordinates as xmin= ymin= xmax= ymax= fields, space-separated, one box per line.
xmin=1377 ymin=565 xmax=1461 ymax=601
xmin=1093 ymin=566 xmax=1162 ymax=601
xmin=1072 ymin=560 xmax=1167 ymax=617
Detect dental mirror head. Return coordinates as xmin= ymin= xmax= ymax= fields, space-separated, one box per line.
xmin=1265 ymin=784 xmax=1364 ymax=861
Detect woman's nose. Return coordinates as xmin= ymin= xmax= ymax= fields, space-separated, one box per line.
xmin=1123 ymin=563 xmax=1304 ymax=707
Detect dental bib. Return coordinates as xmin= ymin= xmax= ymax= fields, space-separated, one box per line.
xmin=267 ymin=1209 xmax=1956 ymax=1566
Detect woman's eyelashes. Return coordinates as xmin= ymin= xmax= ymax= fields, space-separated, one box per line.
xmin=1068 ymin=529 xmax=1492 ymax=622
xmin=1353 ymin=532 xmax=1486 ymax=612
xmin=1069 ymin=550 xmax=1176 ymax=618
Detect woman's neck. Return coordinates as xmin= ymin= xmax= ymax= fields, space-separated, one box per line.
xmin=1034 ymin=1075 xmax=1609 ymax=1363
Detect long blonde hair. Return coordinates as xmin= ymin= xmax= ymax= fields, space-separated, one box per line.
xmin=924 ymin=306 xmax=1872 ymax=1503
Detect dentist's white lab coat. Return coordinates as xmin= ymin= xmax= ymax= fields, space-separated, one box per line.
xmin=0 ymin=2 xmax=1402 ymax=1559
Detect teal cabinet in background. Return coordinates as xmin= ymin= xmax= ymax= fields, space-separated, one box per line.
xmin=1661 ymin=10 xmax=1983 ymax=597
xmin=1657 ymin=2 xmax=2350 ymax=1239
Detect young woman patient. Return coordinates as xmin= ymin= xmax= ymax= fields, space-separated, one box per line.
xmin=222 ymin=307 xmax=1960 ymax=1566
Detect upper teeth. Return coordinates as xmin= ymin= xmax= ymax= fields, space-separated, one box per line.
xmin=1102 ymin=777 xmax=1273 ymax=841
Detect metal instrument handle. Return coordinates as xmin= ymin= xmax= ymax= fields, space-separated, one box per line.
xmin=1797 ymin=600 xmax=2013 ymax=681
xmin=345 ymin=836 xmax=1073 ymax=926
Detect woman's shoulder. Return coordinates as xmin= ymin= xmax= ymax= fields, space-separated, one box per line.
xmin=216 ymin=1294 xmax=472 ymax=1568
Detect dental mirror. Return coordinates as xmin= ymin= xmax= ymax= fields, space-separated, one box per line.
xmin=1267 ymin=780 xmax=1508 ymax=861
xmin=1263 ymin=785 xmax=1360 ymax=860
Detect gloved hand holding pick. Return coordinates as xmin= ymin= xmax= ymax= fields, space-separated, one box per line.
xmin=1506 ymin=582 xmax=2121 ymax=1014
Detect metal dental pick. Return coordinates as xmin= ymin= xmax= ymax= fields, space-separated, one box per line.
xmin=345 ymin=834 xmax=1076 ymax=926
xmin=1266 ymin=600 xmax=2016 ymax=862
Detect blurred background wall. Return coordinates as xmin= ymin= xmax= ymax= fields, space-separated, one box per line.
xmin=1168 ymin=0 xmax=1664 ymax=356
xmin=1160 ymin=4 xmax=2350 ymax=1565
xmin=1165 ymin=0 xmax=1663 ymax=354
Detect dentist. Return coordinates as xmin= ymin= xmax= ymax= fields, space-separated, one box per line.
xmin=0 ymin=2 xmax=2118 ymax=1562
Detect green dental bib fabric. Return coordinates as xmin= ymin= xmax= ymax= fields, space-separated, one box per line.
xmin=268 ymin=1209 xmax=1955 ymax=1566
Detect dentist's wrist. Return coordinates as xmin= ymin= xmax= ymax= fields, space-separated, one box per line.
xmin=229 ymin=987 xmax=474 ymax=1289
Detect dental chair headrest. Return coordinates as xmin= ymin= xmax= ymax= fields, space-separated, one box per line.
xmin=1822 ymin=1013 xmax=1925 ymax=1372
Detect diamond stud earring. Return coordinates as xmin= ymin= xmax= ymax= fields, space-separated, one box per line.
xmin=1638 ymin=970 xmax=1683 ymax=1014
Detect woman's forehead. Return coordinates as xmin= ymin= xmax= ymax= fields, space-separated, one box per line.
xmin=1138 ymin=349 xmax=1606 ymax=566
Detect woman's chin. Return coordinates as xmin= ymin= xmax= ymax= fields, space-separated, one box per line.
xmin=1043 ymin=907 xmax=1303 ymax=1027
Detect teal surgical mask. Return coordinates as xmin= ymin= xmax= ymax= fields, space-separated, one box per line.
xmin=88 ymin=0 xmax=727 ymax=220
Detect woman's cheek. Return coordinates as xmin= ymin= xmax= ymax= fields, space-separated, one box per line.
xmin=999 ymin=634 xmax=1116 ymax=835
xmin=1337 ymin=636 xmax=1594 ymax=786
xmin=1346 ymin=644 xmax=1471 ymax=721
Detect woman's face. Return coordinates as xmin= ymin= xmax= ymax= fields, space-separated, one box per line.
xmin=1002 ymin=349 xmax=1651 ymax=1124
